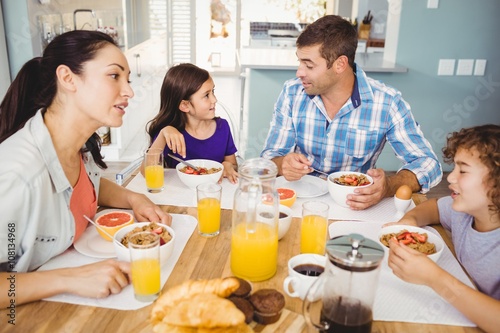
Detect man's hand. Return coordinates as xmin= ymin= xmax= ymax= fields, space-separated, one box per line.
xmin=278 ymin=153 xmax=312 ymax=181
xmin=346 ymin=168 xmax=420 ymax=210
xmin=346 ymin=168 xmax=389 ymax=210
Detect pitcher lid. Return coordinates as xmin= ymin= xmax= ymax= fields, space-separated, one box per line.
xmin=326 ymin=233 xmax=384 ymax=271
xmin=239 ymin=158 xmax=278 ymax=180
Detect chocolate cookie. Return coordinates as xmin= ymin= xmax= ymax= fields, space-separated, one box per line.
xmin=248 ymin=289 xmax=285 ymax=325
xmin=228 ymin=296 xmax=254 ymax=324
xmin=230 ymin=277 xmax=252 ymax=298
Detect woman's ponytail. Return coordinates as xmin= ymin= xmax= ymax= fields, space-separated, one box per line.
xmin=0 ymin=57 xmax=43 ymax=144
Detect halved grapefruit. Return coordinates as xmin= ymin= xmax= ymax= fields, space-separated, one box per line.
xmin=95 ymin=211 xmax=134 ymax=241
xmin=277 ymin=188 xmax=297 ymax=207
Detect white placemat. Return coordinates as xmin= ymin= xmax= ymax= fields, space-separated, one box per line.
xmin=37 ymin=214 xmax=197 ymax=310
xmin=126 ymin=170 xmax=414 ymax=222
xmin=328 ymin=221 xmax=476 ymax=327
xmin=126 ymin=169 xmax=238 ymax=209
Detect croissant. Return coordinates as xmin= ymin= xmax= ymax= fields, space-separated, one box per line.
xmin=151 ymin=277 xmax=240 ymax=324
xmin=153 ymin=322 xmax=253 ymax=333
xmin=162 ymin=293 xmax=244 ymax=328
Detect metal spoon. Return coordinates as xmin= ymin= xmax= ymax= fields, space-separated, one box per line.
xmin=310 ymin=167 xmax=330 ymax=179
xmin=167 ymin=153 xmax=200 ymax=171
xmin=83 ymin=215 xmax=127 ymax=249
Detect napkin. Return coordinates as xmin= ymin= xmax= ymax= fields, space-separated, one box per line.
xmin=37 ymin=214 xmax=197 ymax=310
xmin=328 ymin=221 xmax=476 ymax=327
xmin=126 ymin=170 xmax=414 ymax=222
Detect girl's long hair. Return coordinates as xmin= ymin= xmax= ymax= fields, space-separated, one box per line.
xmin=147 ymin=63 xmax=210 ymax=143
xmin=0 ymin=30 xmax=117 ymax=168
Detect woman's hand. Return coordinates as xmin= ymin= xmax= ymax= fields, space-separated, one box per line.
xmin=129 ymin=193 xmax=172 ymax=226
xmin=161 ymin=126 xmax=186 ymax=158
xmin=64 ymin=260 xmax=131 ymax=298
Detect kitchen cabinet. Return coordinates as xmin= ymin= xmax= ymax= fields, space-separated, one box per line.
xmin=1 ymin=0 xmax=167 ymax=161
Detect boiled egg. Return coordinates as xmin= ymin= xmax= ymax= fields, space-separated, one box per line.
xmin=395 ymin=185 xmax=412 ymax=200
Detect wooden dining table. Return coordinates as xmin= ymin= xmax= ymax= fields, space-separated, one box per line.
xmin=0 ymin=194 xmax=483 ymax=333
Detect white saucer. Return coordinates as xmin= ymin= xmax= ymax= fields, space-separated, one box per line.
xmin=73 ymin=226 xmax=116 ymax=259
xmin=276 ymin=175 xmax=328 ymax=198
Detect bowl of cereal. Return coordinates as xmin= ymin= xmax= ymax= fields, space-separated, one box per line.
xmin=377 ymin=225 xmax=444 ymax=262
xmin=175 ymin=159 xmax=223 ymax=189
xmin=327 ymin=171 xmax=373 ymax=208
xmin=113 ymin=222 xmax=175 ymax=265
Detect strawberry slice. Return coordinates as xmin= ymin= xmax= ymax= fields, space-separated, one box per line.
xmin=152 ymin=226 xmax=164 ymax=234
xmin=400 ymin=238 xmax=413 ymax=245
xmin=344 ymin=176 xmax=355 ymax=183
xmin=159 ymin=238 xmax=166 ymax=246
xmin=184 ymin=167 xmax=194 ymax=174
xmin=397 ymin=231 xmax=410 ymax=240
xmin=412 ymin=232 xmax=427 ymax=243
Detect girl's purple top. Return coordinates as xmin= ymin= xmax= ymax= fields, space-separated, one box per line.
xmin=163 ymin=117 xmax=237 ymax=168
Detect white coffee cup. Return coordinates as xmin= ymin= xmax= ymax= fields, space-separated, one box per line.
xmin=283 ymin=253 xmax=326 ymax=300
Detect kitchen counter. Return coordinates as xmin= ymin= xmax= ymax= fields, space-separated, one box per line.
xmin=238 ymin=47 xmax=408 ymax=73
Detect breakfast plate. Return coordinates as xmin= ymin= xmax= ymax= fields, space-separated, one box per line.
xmin=73 ymin=226 xmax=116 ymax=259
xmin=276 ymin=175 xmax=328 ymax=198
xmin=74 ymin=209 xmax=136 ymax=258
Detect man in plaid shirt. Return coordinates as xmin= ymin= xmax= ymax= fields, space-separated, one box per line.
xmin=261 ymin=15 xmax=442 ymax=210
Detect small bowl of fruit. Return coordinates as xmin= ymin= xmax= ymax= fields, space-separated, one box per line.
xmin=175 ymin=159 xmax=223 ymax=189
xmin=377 ymin=225 xmax=444 ymax=263
xmin=327 ymin=171 xmax=373 ymax=208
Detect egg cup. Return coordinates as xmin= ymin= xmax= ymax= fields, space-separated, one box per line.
xmin=394 ymin=196 xmax=412 ymax=219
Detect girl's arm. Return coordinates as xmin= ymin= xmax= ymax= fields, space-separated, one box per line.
xmin=222 ymin=154 xmax=238 ymax=184
xmin=0 ymin=260 xmax=130 ymax=307
xmin=141 ymin=126 xmax=185 ymax=175
xmin=389 ymin=240 xmax=500 ymax=333
xmin=98 ymin=178 xmax=172 ymax=226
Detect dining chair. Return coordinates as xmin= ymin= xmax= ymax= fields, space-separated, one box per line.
xmin=216 ymin=101 xmax=244 ymax=166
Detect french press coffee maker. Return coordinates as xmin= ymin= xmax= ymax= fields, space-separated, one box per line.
xmin=303 ymin=233 xmax=384 ymax=333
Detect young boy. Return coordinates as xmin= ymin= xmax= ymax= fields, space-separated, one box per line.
xmin=387 ymin=125 xmax=500 ymax=333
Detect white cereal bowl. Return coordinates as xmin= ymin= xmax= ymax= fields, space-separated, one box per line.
xmin=175 ymin=159 xmax=223 ymax=189
xmin=278 ymin=204 xmax=293 ymax=240
xmin=327 ymin=171 xmax=373 ymax=208
xmin=113 ymin=222 xmax=175 ymax=266
xmin=256 ymin=204 xmax=293 ymax=240
xmin=377 ymin=225 xmax=444 ymax=263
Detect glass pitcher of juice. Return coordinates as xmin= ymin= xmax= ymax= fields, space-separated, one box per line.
xmin=230 ymin=158 xmax=279 ymax=281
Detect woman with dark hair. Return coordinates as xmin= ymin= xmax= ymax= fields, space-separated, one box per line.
xmin=146 ymin=63 xmax=238 ymax=183
xmin=0 ymin=30 xmax=171 ymax=306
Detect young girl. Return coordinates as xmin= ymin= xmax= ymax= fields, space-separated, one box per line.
xmin=146 ymin=63 xmax=238 ymax=183
xmin=0 ymin=30 xmax=170 ymax=306
xmin=387 ymin=124 xmax=500 ymax=332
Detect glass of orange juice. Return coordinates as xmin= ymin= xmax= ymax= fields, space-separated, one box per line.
xmin=196 ymin=183 xmax=222 ymax=237
xmin=128 ymin=231 xmax=161 ymax=302
xmin=144 ymin=148 xmax=164 ymax=193
xmin=301 ymin=201 xmax=329 ymax=255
